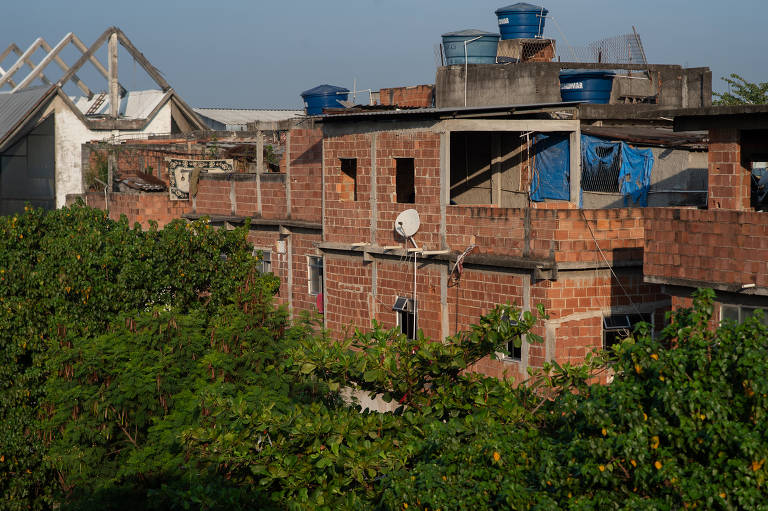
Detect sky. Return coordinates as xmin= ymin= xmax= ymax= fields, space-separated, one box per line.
xmin=2 ymin=0 xmax=766 ymax=109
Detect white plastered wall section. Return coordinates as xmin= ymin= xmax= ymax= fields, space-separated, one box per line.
xmin=40 ymin=96 xmax=173 ymax=208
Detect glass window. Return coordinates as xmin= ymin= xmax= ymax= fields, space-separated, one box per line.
xmin=308 ymin=256 xmax=323 ymax=295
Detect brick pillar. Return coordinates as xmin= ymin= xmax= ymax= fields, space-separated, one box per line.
xmin=708 ymin=128 xmax=750 ymax=210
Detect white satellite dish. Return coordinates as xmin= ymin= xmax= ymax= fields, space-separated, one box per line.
xmin=394 ymin=209 xmax=421 ymax=239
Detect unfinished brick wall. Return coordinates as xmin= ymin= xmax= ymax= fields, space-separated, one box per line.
xmin=84 ymin=141 xmax=206 ymax=184
xmin=323 ymin=134 xmax=374 ymax=244
xmin=444 ymin=206 xmax=645 ymax=264
xmin=323 ymin=255 xmax=374 ymax=338
xmin=375 ymin=131 xmax=442 ymax=248
xmin=708 ymin=128 xmax=750 ymax=210
xmin=288 ymin=128 xmax=323 ymax=222
xmin=291 ymin=233 xmax=324 ymax=316
xmin=644 ymin=207 xmax=768 ymax=289
xmin=84 ymin=191 xmax=192 ymax=228
xmin=379 ymin=85 xmax=434 ymax=108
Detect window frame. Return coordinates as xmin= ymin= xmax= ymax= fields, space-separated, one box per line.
xmin=602 ymin=312 xmax=653 ymax=351
xmin=307 ymin=255 xmax=324 ymax=296
xmin=253 ymin=247 xmax=272 ymax=274
xmin=393 ymin=296 xmax=417 ymax=340
xmin=720 ymin=304 xmax=768 ymax=326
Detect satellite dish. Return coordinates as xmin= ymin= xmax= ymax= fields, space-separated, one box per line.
xmin=394 ymin=209 xmax=420 ymax=239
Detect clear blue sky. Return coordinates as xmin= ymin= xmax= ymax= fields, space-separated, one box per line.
xmin=3 ymin=0 xmax=765 ymax=109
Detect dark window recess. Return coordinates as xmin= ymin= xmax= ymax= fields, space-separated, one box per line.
xmin=340 ymin=158 xmax=357 ymax=201
xmin=396 ymin=158 xmax=415 ymax=203
xmin=393 ymin=297 xmax=417 ymax=340
xmin=603 ymin=313 xmax=651 ymax=350
xmin=503 ymin=312 xmax=522 ymax=361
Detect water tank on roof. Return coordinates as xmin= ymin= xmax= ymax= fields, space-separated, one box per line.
xmin=559 ymin=70 xmax=616 ymax=104
xmin=441 ymin=30 xmax=501 ymax=66
xmin=300 ymin=84 xmax=349 ymax=115
xmin=495 ymin=3 xmax=548 ymax=40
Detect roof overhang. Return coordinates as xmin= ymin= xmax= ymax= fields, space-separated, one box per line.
xmin=316 ymin=101 xmax=583 ymax=123
xmin=662 ymin=105 xmax=768 ymax=131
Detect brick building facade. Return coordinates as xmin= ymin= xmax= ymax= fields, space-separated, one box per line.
xmin=644 ymin=106 xmax=768 ymax=326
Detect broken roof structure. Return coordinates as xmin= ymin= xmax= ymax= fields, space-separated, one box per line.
xmin=0 ymin=27 xmax=206 ymax=213
xmin=194 ymin=108 xmax=303 ymax=131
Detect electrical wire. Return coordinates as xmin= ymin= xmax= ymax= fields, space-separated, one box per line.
xmin=579 ymin=209 xmax=643 ymax=316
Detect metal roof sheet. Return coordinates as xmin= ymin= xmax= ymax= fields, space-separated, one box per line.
xmin=0 ymin=86 xmax=53 ymax=144
xmin=317 ymin=101 xmax=582 ymax=121
xmin=194 ymin=108 xmax=303 ymax=125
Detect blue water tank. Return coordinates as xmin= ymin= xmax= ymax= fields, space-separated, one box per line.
xmin=559 ymin=70 xmax=616 ymax=104
xmin=441 ymin=30 xmax=501 ymax=65
xmin=300 ymin=84 xmax=350 ymax=115
xmin=495 ymin=3 xmax=548 ymax=40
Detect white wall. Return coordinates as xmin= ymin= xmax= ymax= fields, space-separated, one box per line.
xmin=40 ymin=96 xmax=173 ymax=208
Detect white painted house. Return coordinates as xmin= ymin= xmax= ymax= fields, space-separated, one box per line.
xmin=0 ymin=27 xmax=205 ymax=213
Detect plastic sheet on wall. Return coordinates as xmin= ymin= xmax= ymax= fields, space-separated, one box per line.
xmin=530 ymin=133 xmax=570 ymax=202
xmin=581 ymin=135 xmax=654 ymax=207
xmin=619 ymin=142 xmax=654 ymax=206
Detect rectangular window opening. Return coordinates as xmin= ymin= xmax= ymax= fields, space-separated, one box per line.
xmin=253 ymin=248 xmax=272 ymax=274
xmin=395 ymin=158 xmax=415 ymax=204
xmin=603 ymin=313 xmax=652 ymax=351
xmin=308 ymin=256 xmax=323 ymax=295
xmin=393 ymin=296 xmax=417 ymax=340
xmin=503 ymin=311 xmax=523 ymax=361
xmin=340 ymin=158 xmax=357 ymax=201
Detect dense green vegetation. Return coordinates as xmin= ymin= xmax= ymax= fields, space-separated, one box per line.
xmin=714 ymin=73 xmax=768 ymax=105
xmin=2 ymin=204 xmax=768 ymax=510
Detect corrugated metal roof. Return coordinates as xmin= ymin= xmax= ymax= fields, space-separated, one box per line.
xmin=0 ymin=86 xmax=53 ymax=144
xmin=318 ymin=101 xmax=582 ymax=121
xmin=194 ymin=108 xmax=303 ymax=126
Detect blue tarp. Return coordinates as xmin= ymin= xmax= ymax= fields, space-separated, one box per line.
xmin=619 ymin=141 xmax=654 ymax=206
xmin=581 ymin=134 xmax=654 ymax=207
xmin=530 ymin=133 xmax=570 ymax=202
xmin=529 ymin=133 xmax=654 ymax=206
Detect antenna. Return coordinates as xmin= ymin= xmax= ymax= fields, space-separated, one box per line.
xmin=394 ymin=209 xmax=421 ymax=340
xmin=394 ymin=208 xmax=420 ymax=239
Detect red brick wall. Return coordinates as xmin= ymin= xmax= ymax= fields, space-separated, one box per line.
xmin=288 ymin=128 xmax=323 ymax=223
xmin=323 ymin=255 xmax=374 ymax=338
xmin=375 ymin=132 xmax=442 ymax=248
xmin=84 ymin=191 xmax=192 ymax=229
xmin=379 ymin=85 xmax=434 ymax=108
xmin=708 ymin=127 xmax=750 ymax=210
xmin=444 ymin=206 xmax=645 ymax=264
xmin=291 ymin=233 xmax=324 ymax=315
xmin=644 ymin=207 xmax=768 ymax=289
xmin=323 ymin=134 xmax=374 ymax=244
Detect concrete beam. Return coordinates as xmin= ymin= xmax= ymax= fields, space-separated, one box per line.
xmin=108 ymin=32 xmax=119 ymax=119
xmin=434 ymin=119 xmax=579 ymax=133
xmin=0 ymin=38 xmax=43 ymax=89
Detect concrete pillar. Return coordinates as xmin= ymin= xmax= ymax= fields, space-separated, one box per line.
xmin=569 ymin=128 xmax=581 ymax=207
xmin=108 ymin=32 xmax=119 ymax=119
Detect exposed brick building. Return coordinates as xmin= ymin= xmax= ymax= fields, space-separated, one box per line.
xmin=76 ymin=101 xmax=721 ymax=383
xmin=644 ymin=105 xmax=768 ymax=325
xmin=316 ymin=105 xmax=672 ymax=383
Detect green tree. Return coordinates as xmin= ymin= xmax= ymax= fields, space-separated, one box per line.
xmin=714 ymin=73 xmax=768 ymax=105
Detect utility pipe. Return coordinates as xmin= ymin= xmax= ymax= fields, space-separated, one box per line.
xmin=463 ymin=35 xmax=483 ymax=107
